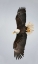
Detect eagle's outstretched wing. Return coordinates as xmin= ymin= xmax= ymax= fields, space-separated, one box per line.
xmin=13 ymin=33 xmax=27 ymax=59
xmin=16 ymin=7 xmax=26 ymax=29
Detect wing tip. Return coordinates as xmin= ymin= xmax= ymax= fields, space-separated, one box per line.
xmin=14 ymin=49 xmax=24 ymax=60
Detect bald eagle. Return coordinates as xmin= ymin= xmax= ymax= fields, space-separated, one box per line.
xmin=12 ymin=7 xmax=34 ymax=59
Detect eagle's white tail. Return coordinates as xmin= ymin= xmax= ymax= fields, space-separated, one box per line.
xmin=26 ymin=22 xmax=34 ymax=35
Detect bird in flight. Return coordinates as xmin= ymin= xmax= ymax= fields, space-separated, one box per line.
xmin=12 ymin=7 xmax=34 ymax=59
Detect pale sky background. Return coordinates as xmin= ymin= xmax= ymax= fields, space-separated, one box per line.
xmin=0 ymin=0 xmax=38 ymax=64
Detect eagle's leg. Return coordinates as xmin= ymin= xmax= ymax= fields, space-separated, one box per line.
xmin=12 ymin=29 xmax=20 ymax=34
xmin=25 ymin=22 xmax=34 ymax=34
